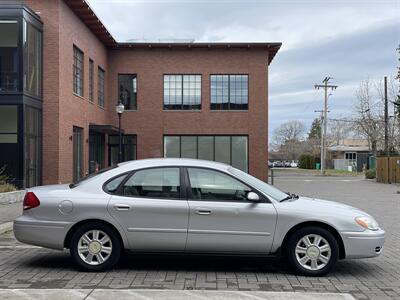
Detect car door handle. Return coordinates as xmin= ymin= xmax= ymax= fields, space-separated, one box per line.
xmin=196 ymin=209 xmax=212 ymax=215
xmin=114 ymin=204 xmax=131 ymax=211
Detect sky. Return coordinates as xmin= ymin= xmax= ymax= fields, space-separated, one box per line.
xmin=87 ymin=0 xmax=400 ymax=141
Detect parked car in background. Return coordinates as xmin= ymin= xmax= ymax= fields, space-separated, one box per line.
xmin=284 ymin=161 xmax=291 ymax=168
xmin=14 ymin=158 xmax=384 ymax=276
xmin=272 ymin=161 xmax=284 ymax=168
xmin=290 ymin=160 xmax=298 ymax=168
xmin=268 ymin=160 xmax=273 ymax=168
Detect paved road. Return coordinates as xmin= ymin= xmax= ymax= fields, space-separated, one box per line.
xmin=0 ymin=173 xmax=399 ymax=299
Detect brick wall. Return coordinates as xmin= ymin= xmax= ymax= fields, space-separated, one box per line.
xmin=25 ymin=0 xmax=109 ymax=184
xmin=107 ymin=48 xmax=269 ymax=180
xmin=23 ymin=0 xmax=271 ymax=183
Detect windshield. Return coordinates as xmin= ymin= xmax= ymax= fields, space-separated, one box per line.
xmin=229 ymin=167 xmax=289 ymax=202
xmin=70 ymin=165 xmax=118 ymax=188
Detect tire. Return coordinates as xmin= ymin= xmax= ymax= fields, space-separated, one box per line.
xmin=70 ymin=222 xmax=122 ymax=272
xmin=286 ymin=226 xmax=339 ymax=276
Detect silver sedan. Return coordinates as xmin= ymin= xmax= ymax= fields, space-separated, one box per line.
xmin=14 ymin=158 xmax=384 ymax=276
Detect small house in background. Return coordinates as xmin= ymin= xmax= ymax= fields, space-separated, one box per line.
xmin=327 ymin=139 xmax=372 ymax=172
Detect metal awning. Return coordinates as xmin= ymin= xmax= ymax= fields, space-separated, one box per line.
xmin=89 ymin=124 xmax=123 ymax=135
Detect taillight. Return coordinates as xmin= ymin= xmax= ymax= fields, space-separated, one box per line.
xmin=23 ymin=192 xmax=40 ymax=210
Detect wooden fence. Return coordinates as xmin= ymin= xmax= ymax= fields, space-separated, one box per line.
xmin=376 ymin=156 xmax=400 ymax=184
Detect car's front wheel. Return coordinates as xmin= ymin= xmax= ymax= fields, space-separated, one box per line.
xmin=286 ymin=226 xmax=339 ymax=276
xmin=70 ymin=222 xmax=122 ymax=271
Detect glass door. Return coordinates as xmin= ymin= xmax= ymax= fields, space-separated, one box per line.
xmin=73 ymin=126 xmax=83 ymax=182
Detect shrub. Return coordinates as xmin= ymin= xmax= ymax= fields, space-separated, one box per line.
xmin=0 ymin=183 xmax=17 ymax=193
xmin=0 ymin=165 xmax=17 ymax=193
xmin=365 ymin=168 xmax=376 ymax=179
xmin=298 ymin=154 xmax=319 ymax=169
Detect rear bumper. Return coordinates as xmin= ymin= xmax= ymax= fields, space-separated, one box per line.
xmin=340 ymin=228 xmax=385 ymax=259
xmin=14 ymin=216 xmax=71 ymax=250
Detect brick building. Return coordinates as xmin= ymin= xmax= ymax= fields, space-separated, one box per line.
xmin=0 ymin=0 xmax=281 ymax=188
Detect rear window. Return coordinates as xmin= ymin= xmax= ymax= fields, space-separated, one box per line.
xmin=103 ymin=173 xmax=129 ymax=194
xmin=70 ymin=166 xmax=118 ymax=188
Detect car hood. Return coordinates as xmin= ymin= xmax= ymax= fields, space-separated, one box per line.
xmin=278 ymin=196 xmax=370 ymax=218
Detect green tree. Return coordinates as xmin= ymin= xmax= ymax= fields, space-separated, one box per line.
xmin=308 ymin=118 xmax=321 ymax=140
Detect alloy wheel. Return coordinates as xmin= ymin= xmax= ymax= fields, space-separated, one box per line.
xmin=77 ymin=230 xmax=113 ymax=265
xmin=295 ymin=234 xmax=331 ymax=271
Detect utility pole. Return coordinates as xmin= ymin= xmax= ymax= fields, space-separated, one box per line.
xmin=384 ymin=76 xmax=390 ymax=184
xmin=384 ymin=76 xmax=389 ymax=156
xmin=315 ymin=77 xmax=338 ymax=175
xmin=314 ymin=110 xmax=324 ymax=171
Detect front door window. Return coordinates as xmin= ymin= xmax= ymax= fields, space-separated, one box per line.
xmin=187 ymin=167 xmax=251 ymax=201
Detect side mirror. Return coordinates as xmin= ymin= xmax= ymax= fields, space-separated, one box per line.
xmin=247 ymin=192 xmax=260 ymax=202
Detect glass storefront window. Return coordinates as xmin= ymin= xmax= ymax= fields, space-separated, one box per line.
xmin=0 ymin=20 xmax=19 ymax=92
xmin=23 ymin=21 xmax=42 ymax=97
xmin=108 ymin=135 xmax=137 ymax=166
xmin=0 ymin=105 xmax=19 ymax=183
xmin=164 ymin=135 xmax=248 ymax=172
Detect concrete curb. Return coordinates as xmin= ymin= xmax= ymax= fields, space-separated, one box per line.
xmin=0 ymin=289 xmax=356 ymax=300
xmin=0 ymin=222 xmax=13 ymax=235
xmin=0 ymin=190 xmax=26 ymax=205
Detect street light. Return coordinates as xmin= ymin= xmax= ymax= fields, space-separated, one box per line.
xmin=115 ymin=102 xmax=125 ymax=163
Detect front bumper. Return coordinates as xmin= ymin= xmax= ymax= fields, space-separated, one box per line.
xmin=340 ymin=228 xmax=385 ymax=259
xmin=14 ymin=216 xmax=71 ymax=250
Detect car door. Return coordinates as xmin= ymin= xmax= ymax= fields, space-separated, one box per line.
xmin=185 ymin=167 xmax=277 ymax=254
xmin=107 ymin=167 xmax=189 ymax=251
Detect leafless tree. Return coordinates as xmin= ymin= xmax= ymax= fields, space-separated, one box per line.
xmin=272 ymin=120 xmax=306 ymax=160
xmin=352 ymin=78 xmax=384 ymax=155
xmin=272 ymin=120 xmax=306 ymax=146
xmin=327 ymin=118 xmax=353 ymax=145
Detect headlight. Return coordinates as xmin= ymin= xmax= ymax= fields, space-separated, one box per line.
xmin=355 ymin=216 xmax=379 ymax=231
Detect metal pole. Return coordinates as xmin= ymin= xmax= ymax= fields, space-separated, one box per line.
xmin=271 ymin=168 xmax=274 ymax=185
xmin=322 ymin=81 xmax=328 ymax=175
xmin=118 ymin=113 xmax=122 ymax=163
xmin=320 ymin=114 xmax=324 ymax=173
xmin=384 ymin=76 xmax=390 ymax=183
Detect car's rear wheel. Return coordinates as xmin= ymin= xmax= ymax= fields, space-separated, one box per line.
xmin=70 ymin=222 xmax=121 ymax=271
xmin=286 ymin=226 xmax=339 ymax=276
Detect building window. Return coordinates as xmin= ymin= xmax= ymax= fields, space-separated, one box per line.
xmin=73 ymin=46 xmax=84 ymax=96
xmin=164 ymin=75 xmax=201 ymax=110
xmin=72 ymin=126 xmax=83 ymax=182
xmin=118 ymin=74 xmax=137 ymax=110
xmin=164 ymin=135 xmax=248 ymax=172
xmin=345 ymin=152 xmax=357 ymax=163
xmin=0 ymin=20 xmax=19 ymax=92
xmin=210 ymin=75 xmax=248 ymax=110
xmin=89 ymin=59 xmax=94 ymax=101
xmin=108 ymin=135 xmax=136 ymax=166
xmin=98 ymin=67 xmax=105 ymax=107
xmin=23 ymin=21 xmax=42 ymax=98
